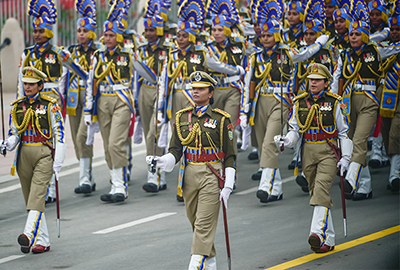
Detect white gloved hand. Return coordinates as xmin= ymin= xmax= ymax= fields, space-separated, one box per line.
xmin=156 ymin=112 xmax=164 ymax=127
xmin=53 ymin=161 xmax=63 ymax=179
xmin=315 ymin=34 xmax=329 ymax=46
xmin=239 ymin=115 xmax=248 ymax=130
xmin=237 ymin=66 xmax=245 ymax=76
xmin=337 ymin=156 xmax=350 ymax=176
xmin=219 ymin=187 xmax=232 ymax=208
xmin=84 ymin=114 xmax=92 ymax=126
xmin=155 ymin=153 xmax=176 ymax=172
xmin=274 ymin=135 xmax=291 ymax=149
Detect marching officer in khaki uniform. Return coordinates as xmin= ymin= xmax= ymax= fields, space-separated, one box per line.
xmin=148 ymin=71 xmax=236 ymax=269
xmin=275 ymin=63 xmax=352 ymax=253
xmin=332 ymin=5 xmax=400 ymax=200
xmin=1 ymin=67 xmax=66 ymax=254
xmin=241 ymin=0 xmax=330 ymax=203
xmin=21 ymin=0 xmax=87 ymax=204
xmin=292 ymin=0 xmax=336 ymax=193
xmin=68 ymin=0 xmax=102 ymax=194
xmin=85 ymin=4 xmax=156 ymax=203
xmin=138 ymin=2 xmax=174 ymax=193
xmin=206 ymin=1 xmax=246 ymax=154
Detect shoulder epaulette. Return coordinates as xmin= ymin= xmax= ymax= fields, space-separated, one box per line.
xmin=233 ymin=36 xmax=245 ymax=43
xmin=11 ymin=97 xmax=26 ymax=105
xmin=326 ymin=91 xmax=342 ymax=100
xmin=40 ymin=95 xmax=57 ymax=103
xmin=126 ymin=29 xmax=137 ymax=35
xmin=195 ymin=44 xmax=207 ymax=51
xmin=51 ymin=45 xmax=63 ymax=55
xmin=121 ymin=47 xmax=133 ymax=54
xmin=293 ymin=92 xmax=308 ymax=101
xmin=323 ymin=43 xmax=333 ymax=51
xmin=96 ymin=43 xmax=106 ymax=50
xmin=163 ymin=41 xmax=175 ymax=48
xmin=213 ymin=108 xmax=231 ymax=118
xmin=177 ymin=107 xmax=194 ymax=114
xmin=278 ymin=43 xmax=289 ymax=50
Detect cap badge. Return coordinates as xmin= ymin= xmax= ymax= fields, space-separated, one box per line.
xmin=194 ymin=72 xmax=202 ymax=82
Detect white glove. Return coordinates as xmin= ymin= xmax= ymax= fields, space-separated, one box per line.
xmin=219 ymin=187 xmax=232 ymax=208
xmin=237 ymin=66 xmax=245 ymax=76
xmin=220 ymin=167 xmax=235 ymax=209
xmin=274 ymin=135 xmax=291 ymax=149
xmin=156 ymin=112 xmax=164 ymax=127
xmin=315 ymin=34 xmax=329 ymax=46
xmin=337 ymin=156 xmax=350 ymax=176
xmin=53 ymin=161 xmax=63 ymax=179
xmin=155 ymin=153 xmax=176 ymax=172
xmin=84 ymin=114 xmax=92 ymax=126
xmin=239 ymin=115 xmax=248 ymax=130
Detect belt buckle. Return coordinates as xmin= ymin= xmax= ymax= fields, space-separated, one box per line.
xmin=311 ymin=133 xmax=318 ymax=141
xmin=106 ymin=85 xmax=113 ymax=92
xmin=216 ymin=77 xmax=223 ymax=85
xmin=354 ymin=84 xmax=361 ymax=91
xmin=28 ymin=134 xmax=34 ymax=143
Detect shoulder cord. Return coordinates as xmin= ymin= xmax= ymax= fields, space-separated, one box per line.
xmin=94 ymin=53 xmax=132 ymax=88
xmin=167 ymin=60 xmax=187 ymax=89
xmin=11 ymin=104 xmax=52 ymax=139
xmin=297 ymin=99 xmax=337 ymax=134
xmin=175 ymin=110 xmax=202 ymax=145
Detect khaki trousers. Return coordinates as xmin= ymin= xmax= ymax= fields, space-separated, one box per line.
xmin=97 ymin=95 xmax=131 ymax=169
xmin=183 ymin=162 xmax=222 ymax=258
xmin=254 ymin=95 xmax=289 ymax=168
xmin=302 ymin=142 xmax=338 ymax=209
xmin=17 ymin=145 xmax=53 ymax=212
xmin=69 ymin=89 xmax=93 ymax=159
xmin=348 ymin=94 xmax=378 ymax=165
xmin=138 ymin=84 xmax=164 ymax=156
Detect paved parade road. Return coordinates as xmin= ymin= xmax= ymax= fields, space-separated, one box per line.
xmin=0 ymin=142 xmax=399 ymax=269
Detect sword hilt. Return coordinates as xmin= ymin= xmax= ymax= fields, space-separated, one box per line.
xmin=149 ymin=158 xmax=157 ymax=174
xmin=1 ymin=142 xmax=6 ymax=157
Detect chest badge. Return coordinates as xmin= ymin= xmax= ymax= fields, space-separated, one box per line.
xmin=204 ymin=118 xmax=217 ymax=129
xmin=320 ymin=54 xmax=331 ymax=64
xmin=45 ymin=54 xmax=56 ymax=64
xmin=35 ymin=105 xmax=46 ymax=115
xmin=320 ymin=102 xmax=332 ymax=111
xmin=124 ymin=40 xmax=134 ymax=49
xmin=190 ymin=54 xmax=201 ymax=64
xmin=231 ymin=46 xmax=242 ymax=54
xmin=117 ymin=56 xmax=128 ymax=66
xmin=277 ymin=54 xmax=288 ymax=65
xmin=363 ymin=52 xmax=375 ymax=63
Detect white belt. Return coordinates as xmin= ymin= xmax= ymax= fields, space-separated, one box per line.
xmin=260 ymin=86 xmax=288 ymax=94
xmin=354 ymin=84 xmax=376 ymax=91
xmin=79 ymin=79 xmax=86 ymax=87
xmin=44 ymin=83 xmax=59 ymax=89
xmin=99 ymin=85 xmax=129 ymax=92
xmin=174 ymin=82 xmax=191 ymax=90
xmin=216 ymin=75 xmax=241 ymax=85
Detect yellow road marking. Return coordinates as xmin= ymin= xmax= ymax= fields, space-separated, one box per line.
xmin=265 ymin=225 xmax=400 ymax=270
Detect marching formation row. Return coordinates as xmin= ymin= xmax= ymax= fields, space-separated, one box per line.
xmin=0 ymin=0 xmax=399 ymax=268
